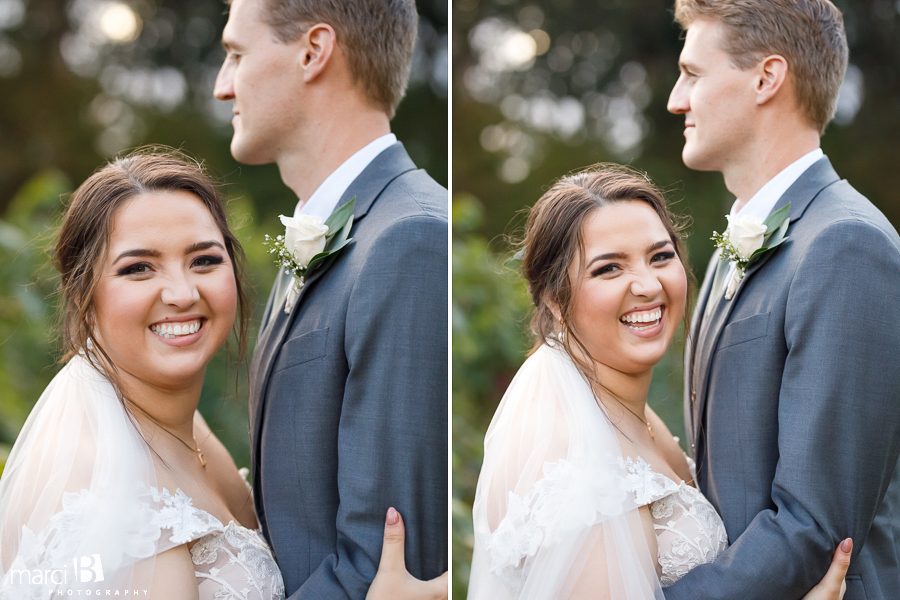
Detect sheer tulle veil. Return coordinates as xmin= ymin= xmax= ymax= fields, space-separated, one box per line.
xmin=468 ymin=341 xmax=664 ymax=599
xmin=0 ymin=356 xmax=174 ymax=597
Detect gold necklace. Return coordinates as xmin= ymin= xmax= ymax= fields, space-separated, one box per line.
xmin=618 ymin=402 xmax=654 ymax=439
xmin=160 ymin=425 xmax=207 ymax=467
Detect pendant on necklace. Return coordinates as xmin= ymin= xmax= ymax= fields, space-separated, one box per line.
xmin=647 ymin=422 xmax=654 ymax=439
xmin=197 ymin=450 xmax=207 ymax=468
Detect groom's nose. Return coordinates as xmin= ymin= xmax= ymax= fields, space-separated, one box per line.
xmin=214 ymin=60 xmax=235 ymax=101
xmin=667 ymin=73 xmax=689 ymax=115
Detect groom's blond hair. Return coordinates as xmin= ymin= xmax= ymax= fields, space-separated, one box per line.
xmin=256 ymin=0 xmax=418 ymax=119
xmin=675 ymin=0 xmax=847 ymax=134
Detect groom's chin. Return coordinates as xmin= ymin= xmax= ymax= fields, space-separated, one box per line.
xmin=681 ymin=147 xmax=718 ymax=173
xmin=230 ymin=138 xmax=273 ymax=166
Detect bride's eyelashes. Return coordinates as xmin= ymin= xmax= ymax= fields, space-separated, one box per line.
xmin=115 ymin=255 xmax=225 ymax=278
xmin=651 ymin=251 xmax=677 ymax=264
xmin=192 ymin=254 xmax=225 ymax=269
xmin=117 ymin=262 xmax=153 ymax=277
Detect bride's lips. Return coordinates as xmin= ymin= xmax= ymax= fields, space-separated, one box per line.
xmin=619 ymin=304 xmax=665 ymax=339
xmin=149 ymin=316 xmax=206 ymax=348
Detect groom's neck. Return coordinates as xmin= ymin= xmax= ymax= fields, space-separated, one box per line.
xmin=723 ymin=120 xmax=821 ymax=209
xmin=276 ymin=106 xmax=391 ymax=203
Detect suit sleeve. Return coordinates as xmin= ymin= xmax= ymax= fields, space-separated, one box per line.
xmin=665 ymin=219 xmax=900 ymax=599
xmin=290 ymin=213 xmax=448 ymax=599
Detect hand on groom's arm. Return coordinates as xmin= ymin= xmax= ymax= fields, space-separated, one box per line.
xmin=665 ymin=219 xmax=900 ymax=599
xmin=290 ymin=214 xmax=448 ymax=600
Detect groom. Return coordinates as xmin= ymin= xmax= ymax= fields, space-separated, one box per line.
xmin=666 ymin=1 xmax=900 ymax=598
xmin=214 ymin=0 xmax=448 ymax=598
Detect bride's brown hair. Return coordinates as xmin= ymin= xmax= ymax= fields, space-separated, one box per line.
xmin=54 ymin=146 xmax=250 ymax=427
xmin=518 ymin=163 xmax=694 ymax=390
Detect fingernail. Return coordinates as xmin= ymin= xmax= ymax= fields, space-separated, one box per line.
xmin=840 ymin=538 xmax=853 ymax=553
xmin=386 ymin=507 xmax=399 ymax=525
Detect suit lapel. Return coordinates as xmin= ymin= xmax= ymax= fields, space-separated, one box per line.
xmin=685 ymin=252 xmax=719 ymax=447
xmin=248 ymin=143 xmax=418 ymax=455
xmin=691 ymin=157 xmax=841 ymax=443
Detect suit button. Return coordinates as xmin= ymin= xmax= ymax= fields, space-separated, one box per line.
xmin=691 ymin=444 xmax=696 ymax=449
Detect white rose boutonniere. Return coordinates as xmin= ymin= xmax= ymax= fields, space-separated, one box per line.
xmin=726 ymin=214 xmax=767 ymax=259
xmin=281 ymin=214 xmax=329 ymax=267
xmin=264 ymin=198 xmax=356 ymax=313
xmin=712 ymin=203 xmax=791 ymax=300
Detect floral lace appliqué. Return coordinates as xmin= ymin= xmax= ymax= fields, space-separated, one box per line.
xmin=190 ymin=521 xmax=285 ymax=600
xmin=151 ymin=487 xmax=223 ymax=545
xmin=622 ymin=457 xmax=729 ymax=586
xmin=484 ymin=457 xmax=628 ymax=595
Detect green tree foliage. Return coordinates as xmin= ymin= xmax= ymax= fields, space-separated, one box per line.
xmin=451 ymin=193 xmax=530 ymax=597
xmin=452 ymin=0 xmax=900 ymax=596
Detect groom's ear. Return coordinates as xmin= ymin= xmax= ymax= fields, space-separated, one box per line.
xmin=298 ymin=23 xmax=337 ymax=83
xmin=754 ymin=54 xmax=789 ymax=106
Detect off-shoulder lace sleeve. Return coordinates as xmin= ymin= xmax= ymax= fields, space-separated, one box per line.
xmin=152 ymin=487 xmax=223 ymax=550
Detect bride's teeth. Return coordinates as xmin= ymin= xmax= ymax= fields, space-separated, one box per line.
xmin=621 ymin=308 xmax=662 ymax=327
xmin=152 ymin=320 xmax=200 ymax=338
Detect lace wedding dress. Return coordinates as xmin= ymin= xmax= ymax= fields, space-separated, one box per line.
xmin=154 ymin=477 xmax=285 ymax=600
xmin=468 ymin=343 xmax=728 ymax=599
xmin=623 ymin=456 xmax=727 ymax=586
xmin=0 ymin=356 xmax=285 ymax=599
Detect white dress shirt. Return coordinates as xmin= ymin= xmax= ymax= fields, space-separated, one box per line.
xmin=724 ymin=148 xmax=824 ymax=280
xmin=293 ymin=133 xmax=398 ymax=221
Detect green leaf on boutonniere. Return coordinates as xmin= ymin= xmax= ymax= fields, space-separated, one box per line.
xmin=306 ymin=235 xmax=354 ymax=273
xmin=304 ymin=201 xmax=356 ymax=273
xmin=747 ymin=206 xmax=791 ymax=263
xmin=763 ymin=203 xmax=790 ymax=235
xmin=325 ymin=197 xmax=356 ymax=236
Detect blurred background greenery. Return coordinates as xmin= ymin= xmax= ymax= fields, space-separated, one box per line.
xmin=452 ymin=0 xmax=900 ymax=596
xmin=0 ymin=0 xmax=446 ymax=476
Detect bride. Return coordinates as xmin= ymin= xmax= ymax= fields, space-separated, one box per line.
xmin=467 ymin=165 xmax=850 ymax=599
xmin=0 ymin=148 xmax=446 ymax=599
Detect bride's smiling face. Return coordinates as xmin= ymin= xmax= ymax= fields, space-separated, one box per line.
xmin=567 ymin=201 xmax=687 ymax=375
xmin=91 ymin=191 xmax=237 ymax=390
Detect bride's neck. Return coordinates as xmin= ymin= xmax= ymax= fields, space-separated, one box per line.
xmin=116 ymin=367 xmax=202 ymax=439
xmin=592 ymin=362 xmax=652 ymax=416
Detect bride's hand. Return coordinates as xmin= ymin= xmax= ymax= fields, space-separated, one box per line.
xmin=801 ymin=538 xmax=853 ymax=600
xmin=366 ymin=507 xmax=448 ymax=600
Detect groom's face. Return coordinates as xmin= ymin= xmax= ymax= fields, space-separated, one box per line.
xmin=667 ymin=19 xmax=758 ymax=172
xmin=214 ymin=0 xmax=306 ymax=165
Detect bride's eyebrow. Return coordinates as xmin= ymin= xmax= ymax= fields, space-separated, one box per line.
xmin=112 ymin=248 xmax=161 ymax=264
xmin=647 ymin=240 xmax=673 ymax=252
xmin=586 ymin=251 xmax=627 ymax=268
xmin=185 ymin=240 xmax=226 ymax=254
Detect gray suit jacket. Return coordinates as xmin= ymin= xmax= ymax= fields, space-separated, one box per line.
xmin=248 ymin=143 xmax=448 ymax=599
xmin=665 ymin=157 xmax=900 ymax=599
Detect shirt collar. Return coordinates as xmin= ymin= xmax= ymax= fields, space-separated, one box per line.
xmin=731 ymin=148 xmax=824 ymax=221
xmin=293 ymin=133 xmax=398 ymax=220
